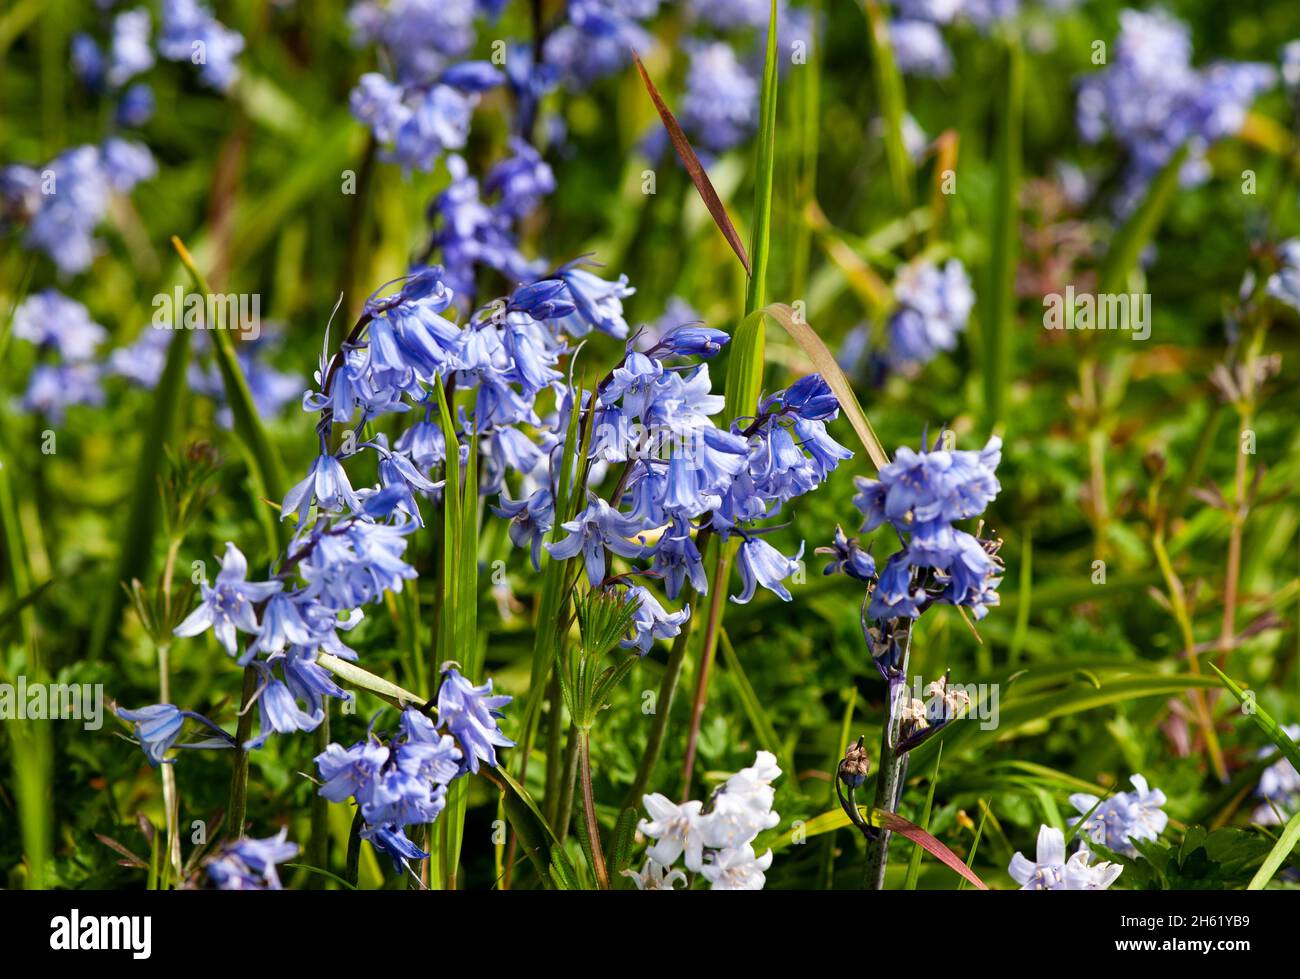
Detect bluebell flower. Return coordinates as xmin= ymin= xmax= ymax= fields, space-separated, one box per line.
xmin=887 ymin=259 xmax=974 ymax=368
xmin=546 ymin=495 xmax=647 ymax=584
xmin=681 ymin=42 xmax=758 ymax=154
xmin=484 ymin=139 xmax=555 ymax=219
xmin=100 ymin=137 xmax=158 ymax=191
xmin=391 ymin=85 xmax=475 ymax=173
xmin=348 ymin=0 xmax=476 ymax=84
xmin=436 ymin=667 xmax=515 ymax=774
xmin=1266 ymin=239 xmax=1300 ymax=313
xmin=245 ymin=664 xmax=324 ymax=749
xmin=793 ymin=417 xmax=853 ymax=480
xmin=508 ymin=279 xmax=575 ymax=320
xmin=494 ymin=487 xmax=555 ymax=570
xmin=650 ymin=325 xmax=730 ymax=359
xmin=117 ymin=82 xmax=156 ymax=126
xmin=116 ymin=704 xmax=234 ymax=766
xmin=601 ymin=351 xmax=664 ymax=407
xmin=732 ymin=537 xmax=804 ymax=604
xmin=544 ymin=0 xmax=654 ymax=89
xmin=440 ymin=60 xmax=504 ymax=93
xmin=1253 ymin=724 xmax=1300 ymax=824
xmin=818 ymin=526 xmax=876 ymax=582
xmin=555 ymin=263 xmax=636 ymax=339
xmin=159 ymin=0 xmax=245 ymax=92
xmin=1077 ymin=9 xmax=1276 ymax=214
xmin=282 ymin=646 xmax=352 ymax=717
xmin=867 ymin=552 xmax=928 ymax=620
xmin=12 ymin=290 xmax=106 ymax=361
xmin=174 ymin=543 xmax=282 ymax=656
xmin=71 ymin=34 xmax=105 ymax=88
xmin=206 ymin=830 xmax=298 ymax=890
xmin=650 ymin=516 xmax=709 ymax=599
xmin=1069 ymin=774 xmax=1169 ymax=857
xmin=622 ymin=585 xmax=691 ymax=655
xmin=771 ymin=373 xmax=840 ymax=422
xmin=20 ymin=364 xmax=105 ymax=422
xmin=362 ymin=823 xmax=429 ymax=872
xmin=281 ymin=454 xmax=362 ymax=524
xmin=890 ymin=20 xmax=953 ymax=78
xmin=108 ymin=8 xmax=155 ymax=87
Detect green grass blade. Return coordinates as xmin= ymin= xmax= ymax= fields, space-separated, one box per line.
xmin=89 ymin=315 xmax=193 ymax=660
xmin=1209 ymin=664 xmax=1300 ymax=776
xmin=903 ymin=742 xmax=942 ymax=889
xmin=1248 ymin=807 xmax=1300 ymax=889
xmin=983 ymin=36 xmax=1022 ymax=428
xmin=746 ymin=0 xmax=780 ymax=315
xmin=1098 ymin=144 xmax=1190 ymax=296
xmin=172 ymin=236 xmax=286 ymax=544
xmin=861 ymin=0 xmax=912 ymax=207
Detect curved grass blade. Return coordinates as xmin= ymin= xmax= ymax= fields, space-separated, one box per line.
xmin=172 ymin=236 xmax=287 ymax=544
xmin=761 ymin=302 xmax=889 ymax=470
xmin=479 ymin=765 xmax=576 ymax=889
xmin=630 ymin=50 xmax=750 ymax=277
xmin=1097 ymin=143 xmax=1189 ymax=296
xmin=1248 ymin=807 xmax=1300 ymax=889
xmin=745 ymin=0 xmax=780 ymax=314
xmin=1209 ymin=664 xmax=1300 ymax=776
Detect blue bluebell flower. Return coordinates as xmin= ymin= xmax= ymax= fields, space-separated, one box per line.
xmin=206 ymin=830 xmax=298 ymax=890
xmin=108 ymin=8 xmax=155 ymax=87
xmin=650 ymin=324 xmax=730 ymax=360
xmin=173 ymin=543 xmax=282 ymax=656
xmin=281 ymin=454 xmax=362 ymax=524
xmin=681 ymin=42 xmax=758 ymax=154
xmin=818 ymin=526 xmax=876 ymax=582
xmin=116 ymin=83 xmax=156 ymax=126
xmin=159 ymin=0 xmax=245 ymax=91
xmin=555 ymin=262 xmax=636 ymax=339
xmin=440 ymin=60 xmax=505 ymax=92
xmin=485 ymin=139 xmax=555 ymax=219
xmin=116 ymin=704 xmax=234 ymax=766
xmin=732 ymin=537 xmax=804 ymax=604
xmin=71 ymin=34 xmax=105 ymax=88
xmin=650 ymin=516 xmax=709 ymax=599
xmin=12 ymin=290 xmax=106 ymax=361
xmin=887 ymin=259 xmax=974 ymax=368
xmin=890 ymin=20 xmax=952 ymax=78
xmin=1069 ymin=774 xmax=1169 ymax=857
xmin=622 ymin=585 xmax=690 ymax=655
xmin=436 ymin=667 xmax=515 ymax=774
xmin=546 ymin=495 xmax=648 ymax=584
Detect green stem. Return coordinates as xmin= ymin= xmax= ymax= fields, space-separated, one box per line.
xmin=623 ymin=606 xmax=696 ymax=807
xmin=226 ymin=664 xmax=258 ymax=841
xmin=864 ymin=623 xmax=912 ymax=889
xmin=578 ymin=730 xmax=609 ymax=889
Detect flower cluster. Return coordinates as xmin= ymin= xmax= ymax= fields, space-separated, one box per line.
xmin=888 ymin=0 xmax=1020 ymax=81
xmin=631 ymin=750 xmax=780 ymax=890
xmin=1076 ymin=8 xmax=1276 ymax=213
xmin=9 ymin=291 xmax=108 ymax=420
xmin=1069 ymin=773 xmax=1169 ymax=858
xmin=205 ymin=830 xmax=299 ymax=890
xmin=158 ymin=0 xmax=246 ymax=91
xmin=1252 ymin=724 xmax=1300 ymax=826
xmin=314 ymin=673 xmax=512 ymax=871
xmin=886 ymin=258 xmax=975 ymax=369
xmin=1008 ymin=824 xmax=1123 ymax=891
xmin=829 ymin=432 xmax=1003 ymax=627
xmin=1 ymin=142 xmax=155 ymax=276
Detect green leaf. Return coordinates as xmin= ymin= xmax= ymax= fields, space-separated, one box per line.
xmin=746 ymin=0 xmax=780 ymax=315
xmin=861 ymin=0 xmax=912 ymax=207
xmin=89 ymin=314 xmax=193 ymax=660
xmin=983 ymin=36 xmax=1022 ymax=427
xmin=478 ymin=765 xmax=575 ymax=890
xmin=1209 ymin=664 xmax=1300 ymax=777
xmin=1097 ymin=143 xmax=1189 ymax=296
xmin=903 ymin=742 xmax=942 ymax=889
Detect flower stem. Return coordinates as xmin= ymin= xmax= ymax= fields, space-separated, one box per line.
xmin=623 ymin=605 xmax=695 ymax=807
xmin=226 ymin=663 xmax=258 ymax=841
xmin=578 ymin=730 xmax=609 ymax=889
xmin=680 ymin=547 xmax=732 ymax=799
xmin=863 ymin=623 xmax=912 ymax=889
